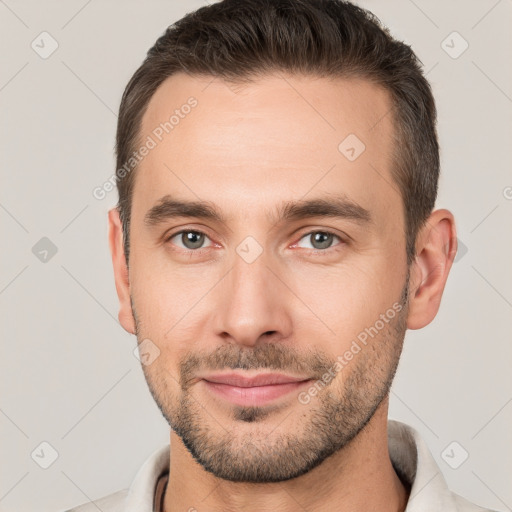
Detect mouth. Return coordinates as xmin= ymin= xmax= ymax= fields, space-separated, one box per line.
xmin=201 ymin=372 xmax=313 ymax=407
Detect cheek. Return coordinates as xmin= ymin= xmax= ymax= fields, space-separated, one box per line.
xmin=288 ymin=257 xmax=402 ymax=346
xmin=130 ymin=263 xmax=218 ymax=373
xmin=130 ymin=252 xmax=208 ymax=332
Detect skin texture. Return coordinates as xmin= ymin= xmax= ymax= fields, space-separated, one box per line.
xmin=109 ymin=72 xmax=457 ymax=512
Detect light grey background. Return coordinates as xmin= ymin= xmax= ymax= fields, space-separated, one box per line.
xmin=1 ymin=1 xmax=511 ymax=511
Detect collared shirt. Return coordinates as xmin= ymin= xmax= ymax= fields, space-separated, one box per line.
xmin=63 ymin=420 xmax=495 ymax=512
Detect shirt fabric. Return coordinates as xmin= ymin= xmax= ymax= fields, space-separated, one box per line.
xmin=63 ymin=420 xmax=496 ymax=512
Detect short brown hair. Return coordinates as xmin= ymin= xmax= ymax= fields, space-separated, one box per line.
xmin=115 ymin=0 xmax=439 ymax=266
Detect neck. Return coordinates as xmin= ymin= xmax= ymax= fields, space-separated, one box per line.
xmin=163 ymin=400 xmax=409 ymax=512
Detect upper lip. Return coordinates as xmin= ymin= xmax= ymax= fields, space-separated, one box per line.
xmin=202 ymin=372 xmax=312 ymax=387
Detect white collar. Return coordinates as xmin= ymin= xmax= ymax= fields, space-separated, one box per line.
xmin=122 ymin=420 xmax=489 ymax=512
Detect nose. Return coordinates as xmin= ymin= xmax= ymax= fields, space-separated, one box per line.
xmin=212 ymin=249 xmax=293 ymax=348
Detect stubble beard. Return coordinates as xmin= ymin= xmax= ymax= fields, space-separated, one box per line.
xmin=133 ymin=274 xmax=410 ymax=483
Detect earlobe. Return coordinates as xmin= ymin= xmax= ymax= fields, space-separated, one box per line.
xmin=108 ymin=207 xmax=136 ymax=334
xmin=406 ymin=209 xmax=457 ymax=330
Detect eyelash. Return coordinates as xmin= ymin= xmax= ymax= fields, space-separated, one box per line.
xmin=164 ymin=229 xmax=346 ymax=257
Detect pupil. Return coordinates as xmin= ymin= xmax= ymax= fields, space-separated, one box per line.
xmin=181 ymin=232 xmax=332 ymax=250
xmin=313 ymin=232 xmax=331 ymax=249
xmin=184 ymin=231 xmax=203 ymax=249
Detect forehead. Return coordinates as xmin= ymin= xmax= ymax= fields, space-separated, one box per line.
xmin=134 ymin=72 xmax=399 ymax=229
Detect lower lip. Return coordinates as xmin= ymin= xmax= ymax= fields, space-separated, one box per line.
xmin=203 ymin=380 xmax=312 ymax=407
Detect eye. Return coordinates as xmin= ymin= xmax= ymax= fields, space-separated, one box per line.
xmin=294 ymin=230 xmax=344 ymax=252
xmin=165 ymin=229 xmax=345 ymax=256
xmin=166 ymin=230 xmax=213 ymax=251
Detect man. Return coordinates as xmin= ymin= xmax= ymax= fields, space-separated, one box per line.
xmin=66 ymin=0 xmax=497 ymax=510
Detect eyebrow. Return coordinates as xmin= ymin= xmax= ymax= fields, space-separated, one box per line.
xmin=144 ymin=194 xmax=372 ymax=229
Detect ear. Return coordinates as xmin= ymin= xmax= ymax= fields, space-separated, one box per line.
xmin=108 ymin=207 xmax=136 ymax=334
xmin=406 ymin=209 xmax=458 ymax=330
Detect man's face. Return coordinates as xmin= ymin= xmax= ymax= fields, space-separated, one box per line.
xmin=126 ymin=72 xmax=410 ymax=482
